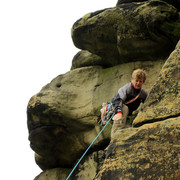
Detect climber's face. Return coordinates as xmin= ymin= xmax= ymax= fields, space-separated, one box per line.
xmin=131 ymin=78 xmax=144 ymax=90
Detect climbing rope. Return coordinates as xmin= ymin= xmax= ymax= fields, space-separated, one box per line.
xmin=66 ymin=112 xmax=115 ymax=180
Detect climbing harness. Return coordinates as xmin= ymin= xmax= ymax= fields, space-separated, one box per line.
xmin=99 ymin=102 xmax=114 ymax=126
xmin=99 ymin=89 xmax=142 ymax=126
xmin=66 ymin=112 xmax=115 ymax=180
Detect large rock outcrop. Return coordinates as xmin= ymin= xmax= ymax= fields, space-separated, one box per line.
xmin=95 ymin=117 xmax=180 ymax=180
xmin=27 ymin=1 xmax=180 ymax=179
xmin=94 ymin=40 xmax=180 ymax=179
xmin=133 ymin=40 xmax=180 ymax=127
xmin=27 ymin=60 xmax=164 ymax=170
xmin=72 ymin=0 xmax=180 ymax=67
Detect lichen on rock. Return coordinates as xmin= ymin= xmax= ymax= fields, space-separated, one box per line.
xmin=72 ymin=0 xmax=180 ymax=67
xmin=27 ymin=60 xmax=164 ymax=171
xmin=95 ymin=117 xmax=180 ymax=180
xmin=133 ymin=40 xmax=180 ymax=127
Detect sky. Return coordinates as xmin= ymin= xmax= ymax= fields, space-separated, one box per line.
xmin=0 ymin=1 xmax=117 ymax=179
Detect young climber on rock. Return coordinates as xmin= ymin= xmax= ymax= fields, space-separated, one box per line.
xmin=100 ymin=69 xmax=147 ymax=137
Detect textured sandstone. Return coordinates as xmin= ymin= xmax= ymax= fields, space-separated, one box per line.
xmin=71 ymin=50 xmax=103 ymax=69
xmin=133 ymin=40 xmax=180 ymax=127
xmin=95 ymin=117 xmax=180 ymax=180
xmin=72 ymin=0 xmax=179 ymax=66
xmin=27 ymin=61 xmax=164 ymax=170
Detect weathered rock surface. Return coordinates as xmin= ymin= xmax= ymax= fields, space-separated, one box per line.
xmin=27 ymin=60 xmax=164 ymax=170
xmin=116 ymin=0 xmax=180 ymax=11
xmin=71 ymin=50 xmax=103 ymax=70
xmin=34 ymin=168 xmax=70 ymax=180
xmin=95 ymin=117 xmax=180 ymax=180
xmin=94 ymin=40 xmax=180 ymax=180
xmin=34 ymin=151 xmax=104 ymax=180
xmin=71 ymin=150 xmax=104 ymax=180
xmin=133 ymin=40 xmax=180 ymax=127
xmin=72 ymin=0 xmax=180 ymax=67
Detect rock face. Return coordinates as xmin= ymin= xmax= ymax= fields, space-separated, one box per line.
xmin=133 ymin=40 xmax=180 ymax=127
xmin=71 ymin=50 xmax=103 ymax=69
xmin=27 ymin=1 xmax=180 ymax=180
xmin=72 ymin=0 xmax=180 ymax=67
xmin=27 ymin=60 xmax=164 ymax=170
xmin=95 ymin=117 xmax=180 ymax=180
xmin=116 ymin=0 xmax=180 ymax=11
xmin=95 ymin=41 xmax=180 ymax=179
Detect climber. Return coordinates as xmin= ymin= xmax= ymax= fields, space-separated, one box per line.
xmin=100 ymin=69 xmax=147 ymax=137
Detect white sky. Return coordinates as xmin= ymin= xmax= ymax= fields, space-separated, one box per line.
xmin=0 ymin=1 xmax=117 ymax=179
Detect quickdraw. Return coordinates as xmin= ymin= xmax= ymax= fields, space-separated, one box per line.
xmin=99 ymin=102 xmax=114 ymax=126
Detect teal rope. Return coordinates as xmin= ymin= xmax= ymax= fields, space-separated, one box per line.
xmin=66 ymin=112 xmax=115 ymax=180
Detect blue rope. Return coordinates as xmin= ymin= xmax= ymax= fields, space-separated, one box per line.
xmin=66 ymin=112 xmax=115 ymax=180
